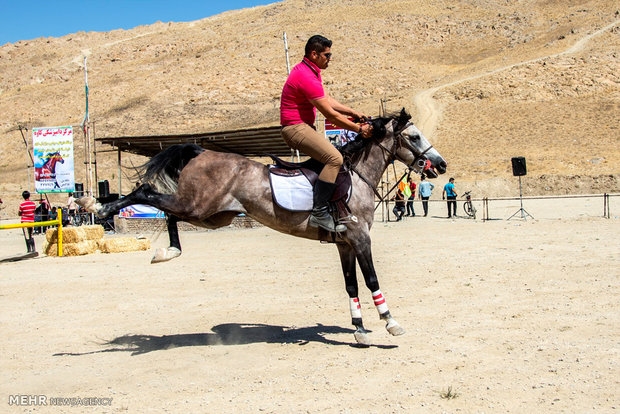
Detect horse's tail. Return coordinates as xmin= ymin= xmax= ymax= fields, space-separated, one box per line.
xmin=140 ymin=144 xmax=205 ymax=194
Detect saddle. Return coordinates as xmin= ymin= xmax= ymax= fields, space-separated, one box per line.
xmin=268 ymin=155 xmax=352 ymax=217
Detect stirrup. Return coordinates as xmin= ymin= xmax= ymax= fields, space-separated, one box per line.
xmin=338 ymin=214 xmax=358 ymax=224
xmin=309 ymin=208 xmax=347 ymax=233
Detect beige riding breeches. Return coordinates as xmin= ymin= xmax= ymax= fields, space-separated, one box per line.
xmin=281 ymin=123 xmax=343 ymax=183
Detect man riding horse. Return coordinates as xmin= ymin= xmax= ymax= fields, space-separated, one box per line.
xmin=280 ymin=35 xmax=373 ymax=233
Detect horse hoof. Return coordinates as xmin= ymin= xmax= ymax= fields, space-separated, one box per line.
xmin=151 ymin=247 xmax=181 ymax=263
xmin=386 ymin=319 xmax=405 ymax=336
xmin=354 ymin=330 xmax=371 ymax=347
xmin=76 ymin=196 xmax=101 ymax=215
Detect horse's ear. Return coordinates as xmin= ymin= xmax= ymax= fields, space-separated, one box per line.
xmin=396 ymin=108 xmax=412 ymax=131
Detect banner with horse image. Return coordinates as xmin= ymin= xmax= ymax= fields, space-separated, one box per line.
xmin=324 ymin=118 xmax=358 ymax=147
xmin=32 ymin=126 xmax=75 ymax=193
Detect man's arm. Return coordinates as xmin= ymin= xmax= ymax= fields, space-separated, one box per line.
xmin=310 ymin=96 xmax=372 ymax=138
xmin=327 ymin=95 xmax=365 ymax=120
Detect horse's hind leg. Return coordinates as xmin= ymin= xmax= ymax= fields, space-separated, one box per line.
xmin=77 ymin=184 xmax=174 ymax=218
xmin=352 ymin=234 xmax=405 ymax=337
xmin=151 ymin=214 xmax=182 ymax=264
xmin=337 ymin=244 xmax=370 ymax=346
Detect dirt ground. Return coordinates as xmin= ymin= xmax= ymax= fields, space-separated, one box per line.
xmin=1 ymin=197 xmax=618 ymax=413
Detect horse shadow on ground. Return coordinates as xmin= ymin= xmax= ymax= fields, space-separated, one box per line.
xmin=54 ymin=323 xmax=397 ymax=356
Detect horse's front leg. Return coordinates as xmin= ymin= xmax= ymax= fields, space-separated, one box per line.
xmin=337 ymin=243 xmax=370 ymax=346
xmin=151 ymin=214 xmax=182 ymax=263
xmin=353 ymin=234 xmax=405 ymax=337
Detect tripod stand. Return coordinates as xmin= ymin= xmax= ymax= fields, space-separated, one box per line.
xmin=508 ymin=175 xmax=533 ymax=220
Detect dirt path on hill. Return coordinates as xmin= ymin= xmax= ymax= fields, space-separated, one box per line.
xmin=412 ymin=19 xmax=620 ymax=138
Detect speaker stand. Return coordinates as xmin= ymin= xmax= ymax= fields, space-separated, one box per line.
xmin=508 ymin=176 xmax=533 ymax=220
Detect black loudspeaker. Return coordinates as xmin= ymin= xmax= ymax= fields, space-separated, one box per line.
xmin=98 ymin=180 xmax=110 ymax=198
xmin=511 ymin=157 xmax=527 ymax=176
xmin=74 ymin=183 xmax=84 ymax=198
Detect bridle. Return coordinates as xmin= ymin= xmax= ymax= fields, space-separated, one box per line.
xmin=376 ymin=119 xmax=434 ymax=174
xmin=346 ymin=118 xmax=434 ymax=206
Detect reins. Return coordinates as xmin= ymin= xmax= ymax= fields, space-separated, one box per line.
xmin=345 ymin=118 xmax=432 ymax=211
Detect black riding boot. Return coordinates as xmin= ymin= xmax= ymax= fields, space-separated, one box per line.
xmin=309 ymin=179 xmax=346 ymax=233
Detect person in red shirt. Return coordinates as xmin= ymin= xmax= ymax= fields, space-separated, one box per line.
xmin=18 ymin=190 xmax=36 ymax=253
xmin=406 ymin=177 xmax=416 ymax=217
xmin=280 ymin=35 xmax=372 ymax=232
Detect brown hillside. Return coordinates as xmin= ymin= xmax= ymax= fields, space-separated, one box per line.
xmin=1 ymin=0 xmax=618 ymax=214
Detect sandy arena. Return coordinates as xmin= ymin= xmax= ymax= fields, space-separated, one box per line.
xmin=1 ymin=197 xmax=618 ymax=413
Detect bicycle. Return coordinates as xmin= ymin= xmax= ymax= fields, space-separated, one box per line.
xmin=463 ymin=191 xmax=476 ymax=219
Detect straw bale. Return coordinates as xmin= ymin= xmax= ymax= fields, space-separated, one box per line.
xmin=99 ymin=237 xmax=141 ymax=254
xmin=137 ymin=239 xmax=151 ymax=251
xmin=82 ymin=225 xmax=105 ymax=241
xmin=44 ymin=240 xmax=98 ymax=257
xmin=45 ymin=226 xmax=86 ymax=244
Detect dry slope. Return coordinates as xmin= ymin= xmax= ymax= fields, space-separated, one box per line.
xmin=0 ymin=0 xmax=618 ymax=212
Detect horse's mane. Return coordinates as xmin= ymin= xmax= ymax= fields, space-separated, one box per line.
xmin=340 ymin=108 xmax=411 ymax=165
xmin=136 ymin=143 xmax=206 ymax=193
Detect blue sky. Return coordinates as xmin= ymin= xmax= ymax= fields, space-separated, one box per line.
xmin=0 ymin=0 xmax=279 ymax=45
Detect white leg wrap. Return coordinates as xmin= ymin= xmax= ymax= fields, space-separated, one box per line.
xmin=349 ymin=297 xmax=362 ymax=319
xmin=372 ymin=290 xmax=389 ymax=315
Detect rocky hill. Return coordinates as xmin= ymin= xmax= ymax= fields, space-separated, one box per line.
xmin=1 ymin=0 xmax=618 ymax=214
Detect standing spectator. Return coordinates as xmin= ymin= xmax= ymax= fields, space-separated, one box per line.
xmin=405 ymin=177 xmax=416 ymax=217
xmin=442 ymin=177 xmax=458 ymax=218
xmin=39 ymin=198 xmax=50 ymax=233
xmin=18 ymin=190 xmax=36 ymax=253
xmin=67 ymin=192 xmax=77 ymax=225
xmin=418 ymin=175 xmax=434 ymax=217
xmin=48 ymin=206 xmax=58 ymax=222
xmin=391 ymin=189 xmax=406 ymax=221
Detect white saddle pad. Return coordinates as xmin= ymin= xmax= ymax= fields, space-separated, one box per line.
xmin=269 ymin=166 xmax=313 ymax=212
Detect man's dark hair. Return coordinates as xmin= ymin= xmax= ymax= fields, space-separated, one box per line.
xmin=305 ymin=35 xmax=332 ymax=57
xmin=22 ymin=190 xmax=30 ymax=200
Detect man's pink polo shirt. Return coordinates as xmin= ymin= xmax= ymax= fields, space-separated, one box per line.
xmin=280 ymin=57 xmax=325 ymax=126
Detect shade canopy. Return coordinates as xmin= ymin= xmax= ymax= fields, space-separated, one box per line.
xmin=96 ymin=125 xmax=294 ymax=157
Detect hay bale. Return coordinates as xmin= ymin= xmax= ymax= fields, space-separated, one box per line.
xmin=45 ymin=226 xmax=86 ymax=244
xmin=45 ymin=228 xmax=58 ymax=243
xmin=44 ymin=240 xmax=98 ymax=257
xmin=45 ymin=225 xmax=103 ymax=244
xmin=82 ymin=225 xmax=104 ymax=241
xmin=99 ymin=237 xmax=140 ymax=254
xmin=137 ymin=239 xmax=151 ymax=251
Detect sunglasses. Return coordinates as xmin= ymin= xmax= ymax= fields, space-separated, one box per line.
xmin=322 ymin=52 xmax=332 ymax=60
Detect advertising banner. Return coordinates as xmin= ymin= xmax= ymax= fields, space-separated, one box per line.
xmin=324 ymin=118 xmax=358 ymax=147
xmin=32 ymin=126 xmax=76 ymax=193
xmin=119 ymin=204 xmax=165 ymax=219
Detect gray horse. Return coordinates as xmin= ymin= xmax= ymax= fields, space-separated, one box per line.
xmin=78 ymin=109 xmax=446 ymax=345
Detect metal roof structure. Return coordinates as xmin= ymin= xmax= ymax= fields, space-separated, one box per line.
xmin=96 ymin=125 xmax=294 ymax=158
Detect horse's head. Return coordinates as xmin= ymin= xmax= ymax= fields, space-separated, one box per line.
xmin=46 ymin=152 xmax=65 ymax=164
xmin=372 ymin=108 xmax=446 ymax=178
